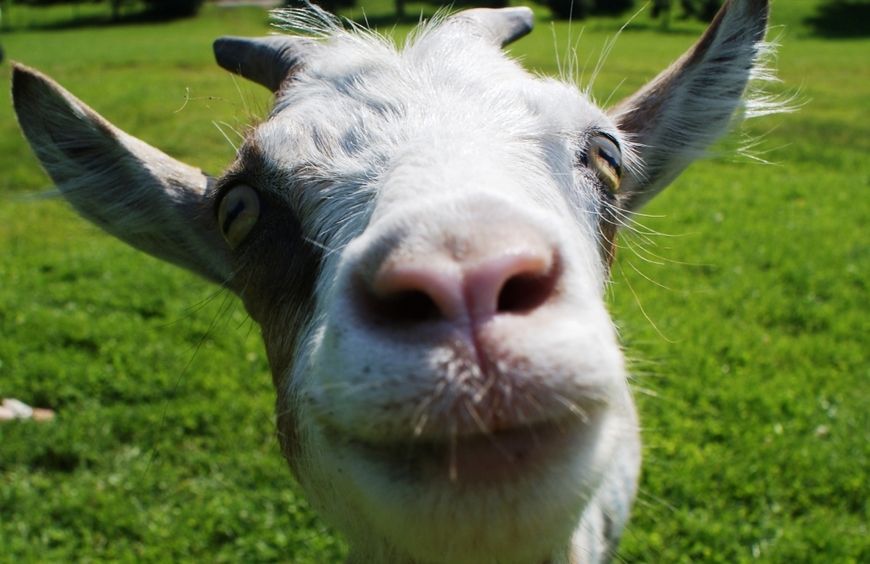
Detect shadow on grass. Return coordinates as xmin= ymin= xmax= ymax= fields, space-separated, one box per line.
xmin=1 ymin=9 xmax=201 ymax=34
xmin=804 ymin=0 xmax=870 ymax=38
xmin=592 ymin=19 xmax=701 ymax=36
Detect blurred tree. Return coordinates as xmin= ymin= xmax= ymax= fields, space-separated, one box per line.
xmin=142 ymin=0 xmax=204 ymax=18
xmin=594 ymin=0 xmax=635 ymax=15
xmin=805 ymin=0 xmax=870 ymax=38
xmin=12 ymin=0 xmax=204 ymax=20
xmin=284 ymin=0 xmax=356 ymax=16
xmin=546 ymin=0 xmax=635 ymax=20
xmin=679 ymin=0 xmax=721 ymax=20
xmin=648 ymin=0 xmax=723 ymax=22
xmin=109 ymin=0 xmax=134 ymax=21
xmin=392 ymin=0 xmax=507 ymax=19
xmin=549 ymin=0 xmax=593 ymax=20
xmin=651 ymin=0 xmax=671 ymax=18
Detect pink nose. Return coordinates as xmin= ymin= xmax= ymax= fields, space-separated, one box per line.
xmin=365 ymin=243 xmax=559 ymax=326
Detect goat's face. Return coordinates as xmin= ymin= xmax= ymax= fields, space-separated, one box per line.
xmin=238 ymin=27 xmax=635 ymax=561
xmin=13 ymin=2 xmax=775 ymax=562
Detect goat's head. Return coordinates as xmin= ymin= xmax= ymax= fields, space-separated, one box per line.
xmin=13 ymin=1 xmax=775 ymax=562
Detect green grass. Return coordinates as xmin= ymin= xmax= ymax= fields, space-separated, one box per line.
xmin=0 ymin=1 xmax=867 ymax=561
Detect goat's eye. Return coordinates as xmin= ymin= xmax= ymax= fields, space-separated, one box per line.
xmin=587 ymin=135 xmax=622 ymax=194
xmin=218 ymin=184 xmax=260 ymax=249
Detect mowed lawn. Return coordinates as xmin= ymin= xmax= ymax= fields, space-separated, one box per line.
xmin=0 ymin=1 xmax=866 ymax=561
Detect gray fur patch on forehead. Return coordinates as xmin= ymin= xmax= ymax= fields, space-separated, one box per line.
xmin=267 ymin=7 xmax=612 ymax=130
xmin=242 ymin=9 xmax=628 ymax=258
xmin=262 ymin=16 xmax=617 ymax=162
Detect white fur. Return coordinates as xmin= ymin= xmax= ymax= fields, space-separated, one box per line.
xmin=12 ymin=2 xmax=785 ymax=562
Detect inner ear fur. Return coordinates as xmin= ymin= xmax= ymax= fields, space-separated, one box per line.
xmin=610 ymin=0 xmax=771 ymax=212
xmin=12 ymin=63 xmax=231 ymax=284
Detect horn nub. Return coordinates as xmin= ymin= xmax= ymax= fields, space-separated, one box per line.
xmin=450 ymin=7 xmax=535 ymax=48
xmin=213 ymin=35 xmax=315 ymax=92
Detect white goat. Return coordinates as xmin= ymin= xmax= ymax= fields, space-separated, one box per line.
xmin=13 ymin=1 xmax=779 ymax=562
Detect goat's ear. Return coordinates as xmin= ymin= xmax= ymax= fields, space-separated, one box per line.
xmin=610 ymin=0 xmax=770 ymax=211
xmin=12 ymin=63 xmax=231 ymax=285
xmin=450 ymin=7 xmax=534 ymax=47
xmin=214 ymin=35 xmax=316 ymax=92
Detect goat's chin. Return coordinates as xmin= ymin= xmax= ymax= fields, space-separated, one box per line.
xmin=298 ymin=410 xmax=621 ymax=564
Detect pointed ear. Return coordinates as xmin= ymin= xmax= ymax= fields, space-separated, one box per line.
xmin=12 ymin=63 xmax=231 ymax=285
xmin=214 ymin=35 xmax=316 ymax=92
xmin=610 ymin=0 xmax=771 ymax=211
xmin=449 ymin=7 xmax=535 ymax=47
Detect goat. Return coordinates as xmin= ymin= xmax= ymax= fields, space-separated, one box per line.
xmin=12 ymin=1 xmax=780 ymax=562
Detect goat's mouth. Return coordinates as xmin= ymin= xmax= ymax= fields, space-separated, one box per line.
xmin=328 ymin=416 xmax=598 ymax=486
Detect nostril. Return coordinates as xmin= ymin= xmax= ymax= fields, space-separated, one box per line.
xmin=464 ymin=249 xmax=559 ymax=319
xmin=373 ymin=289 xmax=442 ymax=323
xmin=361 ymin=262 xmax=464 ymax=325
xmin=357 ymin=244 xmax=560 ymax=326
xmin=497 ymin=268 xmax=558 ymax=314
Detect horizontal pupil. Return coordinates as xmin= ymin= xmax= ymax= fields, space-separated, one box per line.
xmin=222 ymin=199 xmax=246 ymax=235
xmin=597 ymin=147 xmax=621 ymax=176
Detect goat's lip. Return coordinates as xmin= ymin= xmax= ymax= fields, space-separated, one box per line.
xmin=330 ymin=418 xmax=589 ymax=485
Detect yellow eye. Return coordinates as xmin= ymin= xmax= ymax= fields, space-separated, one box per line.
xmin=218 ymin=184 xmax=260 ymax=249
xmin=588 ymin=135 xmax=623 ymax=194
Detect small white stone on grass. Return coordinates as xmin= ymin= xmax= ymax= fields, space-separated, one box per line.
xmin=0 ymin=398 xmax=55 ymax=422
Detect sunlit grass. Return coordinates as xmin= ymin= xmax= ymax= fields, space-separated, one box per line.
xmin=0 ymin=1 xmax=866 ymax=561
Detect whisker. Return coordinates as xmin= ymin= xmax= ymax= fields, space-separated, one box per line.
xmin=212 ymin=120 xmax=239 ymax=152
xmin=618 ymin=262 xmax=675 ymax=344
